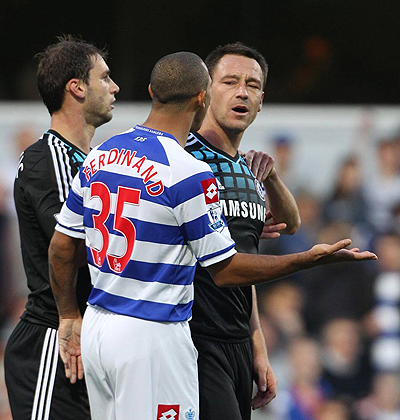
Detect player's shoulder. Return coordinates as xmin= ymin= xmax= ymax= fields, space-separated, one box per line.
xmin=23 ymin=130 xmax=81 ymax=161
xmin=18 ymin=133 xmax=52 ymax=172
xmin=96 ymin=127 xmax=171 ymax=167
xmin=185 ymin=132 xmax=225 ymax=164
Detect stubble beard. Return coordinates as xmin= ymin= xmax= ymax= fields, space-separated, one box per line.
xmin=85 ymin=97 xmax=113 ymax=128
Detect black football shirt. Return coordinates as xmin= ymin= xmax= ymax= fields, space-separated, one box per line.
xmin=186 ymin=132 xmax=267 ymax=341
xmin=14 ymin=130 xmax=92 ymax=328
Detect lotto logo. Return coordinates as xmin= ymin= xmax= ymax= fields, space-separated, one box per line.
xmin=201 ymin=179 xmax=219 ymax=204
xmin=157 ymin=405 xmax=180 ymax=420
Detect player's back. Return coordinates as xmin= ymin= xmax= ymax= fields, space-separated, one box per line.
xmin=62 ymin=125 xmax=232 ymax=324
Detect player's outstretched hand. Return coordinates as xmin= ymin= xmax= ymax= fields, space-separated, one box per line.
xmin=261 ymin=210 xmax=287 ymax=239
xmin=58 ymin=317 xmax=84 ymax=384
xmin=309 ymin=239 xmax=378 ymax=265
xmin=243 ymin=150 xmax=275 ymax=182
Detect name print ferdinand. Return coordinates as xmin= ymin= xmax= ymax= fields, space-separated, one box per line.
xmin=82 ymin=137 xmax=164 ymax=197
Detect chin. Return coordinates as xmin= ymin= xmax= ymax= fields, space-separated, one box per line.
xmin=225 ymin=122 xmax=248 ymax=134
xmin=94 ymin=113 xmax=113 ymax=128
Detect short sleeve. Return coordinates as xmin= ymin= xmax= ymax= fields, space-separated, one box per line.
xmin=170 ymin=170 xmax=236 ymax=266
xmin=55 ymin=170 xmax=85 ymax=239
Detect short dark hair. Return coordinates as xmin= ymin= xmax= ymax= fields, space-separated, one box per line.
xmin=150 ymin=52 xmax=209 ymax=105
xmin=205 ymin=42 xmax=268 ymax=88
xmin=36 ymin=35 xmax=107 ymax=115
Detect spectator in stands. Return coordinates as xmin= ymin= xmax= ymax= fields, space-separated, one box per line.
xmin=320 ymin=318 xmax=372 ymax=403
xmin=364 ymin=138 xmax=400 ymax=235
xmin=355 ymin=373 xmax=400 ymax=420
xmin=322 ymin=156 xmax=370 ymax=242
xmin=370 ymin=233 xmax=400 ymax=372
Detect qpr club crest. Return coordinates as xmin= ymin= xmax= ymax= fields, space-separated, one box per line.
xmin=184 ymin=408 xmax=196 ymax=419
xmin=207 ymin=204 xmax=225 ymax=233
xmin=254 ymin=179 xmax=266 ymax=201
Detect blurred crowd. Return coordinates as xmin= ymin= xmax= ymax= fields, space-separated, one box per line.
xmin=0 ymin=123 xmax=399 ymax=419
xmin=253 ymin=130 xmax=400 ymax=419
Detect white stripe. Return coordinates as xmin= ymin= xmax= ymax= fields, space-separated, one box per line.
xmin=158 ymin=135 xmax=212 ymax=185
xmin=56 ymin=204 xmax=85 ymax=233
xmin=54 ymin=140 xmax=71 ymax=199
xmin=89 ymin=267 xmax=194 ymax=305
xmin=190 ymin=228 xmax=236 ymax=264
xmin=60 ymin=142 xmax=74 ymax=188
xmin=48 ymin=136 xmax=67 ymax=202
xmin=43 ymin=332 xmax=59 ymax=420
xmin=55 ymin=223 xmax=86 ymax=239
xmin=31 ymin=328 xmax=58 ymax=420
xmin=83 ymin=185 xmax=175 ymax=226
xmin=86 ymin=232 xmax=197 ymax=267
xmin=36 ymin=329 xmax=57 ymax=420
xmin=173 ymin=193 xmax=213 ymax=224
xmin=31 ymin=329 xmax=51 ymax=420
xmin=185 ymin=133 xmax=197 ymax=146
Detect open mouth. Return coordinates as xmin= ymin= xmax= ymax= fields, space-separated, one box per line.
xmin=232 ymin=106 xmax=248 ymax=114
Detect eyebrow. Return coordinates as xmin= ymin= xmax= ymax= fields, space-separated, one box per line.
xmin=222 ymin=74 xmax=262 ymax=86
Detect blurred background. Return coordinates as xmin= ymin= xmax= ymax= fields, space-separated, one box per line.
xmin=0 ymin=1 xmax=399 ymax=419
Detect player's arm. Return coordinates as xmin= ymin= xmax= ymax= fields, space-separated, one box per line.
xmin=250 ymin=286 xmax=277 ymax=409
xmin=245 ymin=150 xmax=300 ymax=236
xmin=49 ymin=227 xmax=84 ymax=384
xmin=206 ymin=239 xmax=377 ymax=287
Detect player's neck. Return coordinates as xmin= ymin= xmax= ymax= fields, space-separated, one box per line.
xmin=198 ymin=115 xmax=243 ymax=158
xmin=50 ymin=109 xmax=94 ymax=154
xmin=142 ymin=109 xmax=193 ymax=148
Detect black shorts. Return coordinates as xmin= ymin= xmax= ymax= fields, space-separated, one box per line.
xmin=193 ymin=336 xmax=253 ymax=420
xmin=4 ymin=320 xmax=90 ymax=420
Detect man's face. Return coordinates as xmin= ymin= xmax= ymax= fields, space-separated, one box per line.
xmin=84 ymin=54 xmax=120 ymax=128
xmin=208 ymin=54 xmax=264 ymax=135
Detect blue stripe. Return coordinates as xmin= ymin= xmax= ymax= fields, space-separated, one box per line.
xmin=181 ymin=213 xmax=226 ymax=242
xmin=168 ymin=170 xmax=215 ymax=208
xmin=83 ymin=212 xmax=186 ymax=245
xmin=197 ymin=243 xmax=236 ymax=262
xmin=88 ymin=288 xmax=193 ymax=322
xmin=65 ymin=189 xmax=84 ymax=215
xmin=57 ymin=222 xmax=85 ymax=234
xmin=87 ymin=254 xmax=195 ymax=286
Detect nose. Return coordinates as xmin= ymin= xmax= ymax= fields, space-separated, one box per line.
xmin=236 ymin=82 xmax=248 ymax=99
xmin=110 ymin=78 xmax=120 ymax=94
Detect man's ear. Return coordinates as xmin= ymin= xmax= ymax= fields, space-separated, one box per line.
xmin=148 ymin=84 xmax=154 ymax=99
xmin=196 ymin=90 xmax=206 ymax=108
xmin=65 ymin=79 xmax=86 ymax=99
xmin=258 ymin=92 xmax=264 ymax=113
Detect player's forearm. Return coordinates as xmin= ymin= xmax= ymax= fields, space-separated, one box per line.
xmin=208 ymin=239 xmax=377 ymax=287
xmin=48 ymin=231 xmax=81 ymax=319
xmin=250 ymin=287 xmax=268 ymax=355
xmin=208 ymin=251 xmax=310 ymax=287
xmin=263 ymin=168 xmax=300 ymax=234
